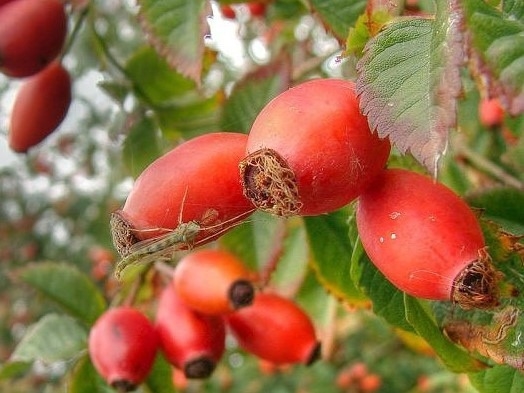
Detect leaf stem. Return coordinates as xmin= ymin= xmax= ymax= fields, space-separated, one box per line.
xmin=454 ymin=138 xmax=524 ymax=190
xmin=89 ymin=15 xmax=128 ymax=76
xmin=60 ymin=6 xmax=89 ymax=61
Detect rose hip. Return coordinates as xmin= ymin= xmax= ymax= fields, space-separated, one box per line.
xmin=173 ymin=249 xmax=255 ymax=315
xmin=155 ymin=285 xmax=226 ymax=379
xmin=0 ymin=0 xmax=67 ymax=77
xmin=88 ymin=307 xmax=158 ymax=391
xmin=356 ymin=168 xmax=499 ymax=309
xmin=239 ymin=78 xmax=390 ymax=216
xmin=111 ymin=132 xmax=254 ymax=257
xmin=225 ymin=292 xmax=321 ymax=365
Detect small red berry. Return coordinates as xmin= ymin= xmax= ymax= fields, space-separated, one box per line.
xmin=225 ymin=292 xmax=321 ymax=365
xmin=173 ymin=249 xmax=255 ymax=315
xmin=0 ymin=0 xmax=67 ymax=77
xmin=479 ymin=98 xmax=504 ymax=128
xmin=221 ymin=5 xmax=236 ymax=19
xmin=155 ymin=285 xmax=226 ymax=379
xmin=356 ymin=168 xmax=499 ymax=309
xmin=360 ymin=373 xmax=382 ymax=392
xmin=8 ymin=61 xmax=71 ymax=153
xmin=88 ymin=307 xmax=158 ymax=391
xmin=240 ymin=78 xmax=390 ymax=216
xmin=111 ymin=132 xmax=254 ymax=257
xmin=248 ymin=2 xmax=267 ymax=17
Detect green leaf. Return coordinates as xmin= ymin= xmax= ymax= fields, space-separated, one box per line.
xmin=125 ymin=46 xmax=195 ymax=106
xmin=404 ymin=296 xmax=485 ymax=373
xmin=463 ymin=0 xmax=524 ymax=115
xmin=124 ymin=46 xmax=221 ymax=137
xmin=221 ymin=57 xmax=291 ymax=133
xmin=0 ymin=361 xmax=31 ymax=380
xmin=355 ymin=250 xmax=415 ymax=332
xmin=145 ymin=354 xmax=177 ymax=393
xmin=137 ymin=0 xmax=211 ymax=84
xmin=123 ymin=116 xmax=162 ymax=178
xmin=304 ymin=211 xmax=367 ymax=306
xmin=503 ymin=0 xmax=524 ymax=23
xmin=468 ymin=188 xmax=524 ymax=235
xmin=268 ymin=223 xmax=310 ymax=292
xmin=17 ymin=262 xmax=107 ymax=325
xmin=69 ymin=355 xmax=113 ymax=393
xmin=357 ymin=1 xmax=463 ymax=175
xmin=309 ymin=0 xmax=367 ymax=40
xmin=156 ymin=94 xmax=221 ymax=138
xmin=11 ymin=314 xmax=87 ymax=363
xmin=469 ymin=365 xmax=524 ymax=393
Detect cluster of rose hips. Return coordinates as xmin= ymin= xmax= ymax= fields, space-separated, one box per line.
xmin=100 ymin=77 xmax=500 ymax=390
xmin=89 ymin=249 xmax=320 ymax=391
xmin=1 ymin=0 xmax=71 ymax=153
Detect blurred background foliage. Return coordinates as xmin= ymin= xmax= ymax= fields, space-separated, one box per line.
xmin=1 ymin=0 xmax=523 ymax=392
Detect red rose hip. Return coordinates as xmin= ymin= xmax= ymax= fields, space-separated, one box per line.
xmin=88 ymin=307 xmax=159 ymax=391
xmin=155 ymin=285 xmax=226 ymax=378
xmin=0 ymin=0 xmax=67 ymax=77
xmin=225 ymin=292 xmax=321 ymax=365
xmin=111 ymin=132 xmax=254 ymax=258
xmin=356 ymin=168 xmax=499 ymax=309
xmin=8 ymin=61 xmax=71 ymax=153
xmin=173 ymin=249 xmax=255 ymax=315
xmin=479 ymin=98 xmax=504 ymax=128
xmin=239 ymin=78 xmax=390 ymax=216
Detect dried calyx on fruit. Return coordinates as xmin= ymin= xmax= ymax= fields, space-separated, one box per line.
xmin=240 ymin=148 xmax=302 ymax=216
xmin=452 ymin=250 xmax=501 ymax=310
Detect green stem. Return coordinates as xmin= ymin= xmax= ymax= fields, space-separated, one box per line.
xmin=454 ymin=138 xmax=524 ymax=190
xmin=60 ymin=7 xmax=90 ymax=61
xmin=88 ymin=12 xmax=128 ymax=76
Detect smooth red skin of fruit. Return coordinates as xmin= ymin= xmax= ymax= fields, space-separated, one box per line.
xmin=173 ymin=249 xmax=253 ymax=315
xmin=479 ymin=98 xmax=504 ymax=128
xmin=0 ymin=0 xmax=67 ymax=77
xmin=120 ymin=132 xmax=254 ymax=240
xmin=225 ymin=292 xmax=319 ymax=365
xmin=88 ymin=307 xmax=158 ymax=389
xmin=0 ymin=0 xmax=16 ymax=7
xmin=155 ymin=285 xmax=226 ymax=373
xmin=8 ymin=61 xmax=71 ymax=153
xmin=356 ymin=168 xmax=486 ymax=300
xmin=245 ymin=78 xmax=391 ymax=215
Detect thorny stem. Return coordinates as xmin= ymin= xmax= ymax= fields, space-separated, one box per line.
xmin=454 ymin=137 xmax=524 ymax=190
